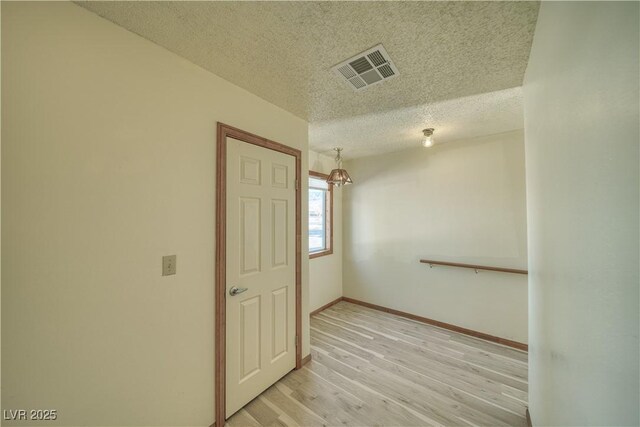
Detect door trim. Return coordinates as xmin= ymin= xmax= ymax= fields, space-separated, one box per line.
xmin=215 ymin=123 xmax=302 ymax=427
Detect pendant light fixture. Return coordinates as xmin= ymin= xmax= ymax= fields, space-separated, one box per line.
xmin=422 ymin=128 xmax=435 ymax=148
xmin=326 ymin=148 xmax=353 ymax=187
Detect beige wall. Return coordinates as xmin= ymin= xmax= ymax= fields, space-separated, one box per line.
xmin=308 ymin=150 xmax=342 ymax=312
xmin=524 ymin=2 xmax=639 ymax=425
xmin=342 ymin=130 xmax=528 ymax=343
xmin=1 ymin=2 xmax=309 ymax=426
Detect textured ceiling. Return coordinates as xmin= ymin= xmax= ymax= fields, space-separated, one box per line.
xmin=76 ymin=1 xmax=539 ymax=125
xmin=310 ymin=87 xmax=523 ymax=159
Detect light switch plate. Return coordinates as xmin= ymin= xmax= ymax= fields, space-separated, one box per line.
xmin=162 ymin=255 xmax=176 ymax=276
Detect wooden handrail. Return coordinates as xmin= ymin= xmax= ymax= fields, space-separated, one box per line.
xmin=420 ymin=259 xmax=528 ymax=275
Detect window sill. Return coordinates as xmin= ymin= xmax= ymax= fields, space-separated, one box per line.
xmin=309 ymin=249 xmax=333 ymax=259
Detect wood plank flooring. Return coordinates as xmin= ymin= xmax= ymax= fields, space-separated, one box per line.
xmin=226 ymin=301 xmax=528 ymax=427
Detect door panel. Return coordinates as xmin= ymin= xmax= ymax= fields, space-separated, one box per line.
xmin=239 ymin=296 xmax=261 ymax=382
xmin=226 ymin=137 xmax=296 ymax=417
xmin=271 ymin=200 xmax=288 ymax=268
xmin=271 ymin=287 xmax=288 ymax=361
xmin=239 ymin=197 xmax=261 ymax=276
xmin=271 ymin=163 xmax=288 ymax=188
xmin=240 ymin=156 xmax=261 ymax=185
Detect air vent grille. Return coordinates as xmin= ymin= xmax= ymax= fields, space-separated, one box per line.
xmin=378 ymin=64 xmax=395 ymax=78
xmin=349 ymin=57 xmax=373 ymax=74
xmin=331 ymin=44 xmax=399 ymax=91
xmin=361 ymin=69 xmax=382 ymax=85
xmin=367 ymin=51 xmax=387 ymax=67
xmin=349 ymin=76 xmax=366 ymax=89
xmin=337 ymin=64 xmax=356 ymax=79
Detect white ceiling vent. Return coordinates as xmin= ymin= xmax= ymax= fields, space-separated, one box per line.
xmin=332 ymin=44 xmax=399 ymax=91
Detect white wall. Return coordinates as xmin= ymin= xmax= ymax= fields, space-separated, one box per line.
xmin=524 ymin=2 xmax=639 ymax=426
xmin=308 ymin=150 xmax=342 ymax=312
xmin=343 ymin=130 xmax=528 ymax=343
xmin=1 ymin=2 xmax=309 ymax=426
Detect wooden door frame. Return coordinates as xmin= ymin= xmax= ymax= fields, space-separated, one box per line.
xmin=215 ymin=123 xmax=302 ymax=427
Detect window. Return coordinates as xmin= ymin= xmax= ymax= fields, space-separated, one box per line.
xmin=308 ymin=171 xmax=333 ymax=258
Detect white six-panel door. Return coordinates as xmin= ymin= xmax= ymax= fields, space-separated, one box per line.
xmin=225 ymin=137 xmax=296 ymax=417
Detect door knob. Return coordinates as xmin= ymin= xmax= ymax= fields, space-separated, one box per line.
xmin=229 ymin=286 xmax=248 ymax=296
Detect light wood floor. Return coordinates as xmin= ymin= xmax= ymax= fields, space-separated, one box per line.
xmin=226 ymin=301 xmax=528 ymax=427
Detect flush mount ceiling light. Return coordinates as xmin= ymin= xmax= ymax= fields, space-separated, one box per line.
xmin=327 ymin=148 xmax=353 ymax=187
xmin=422 ymin=128 xmax=435 ymax=148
